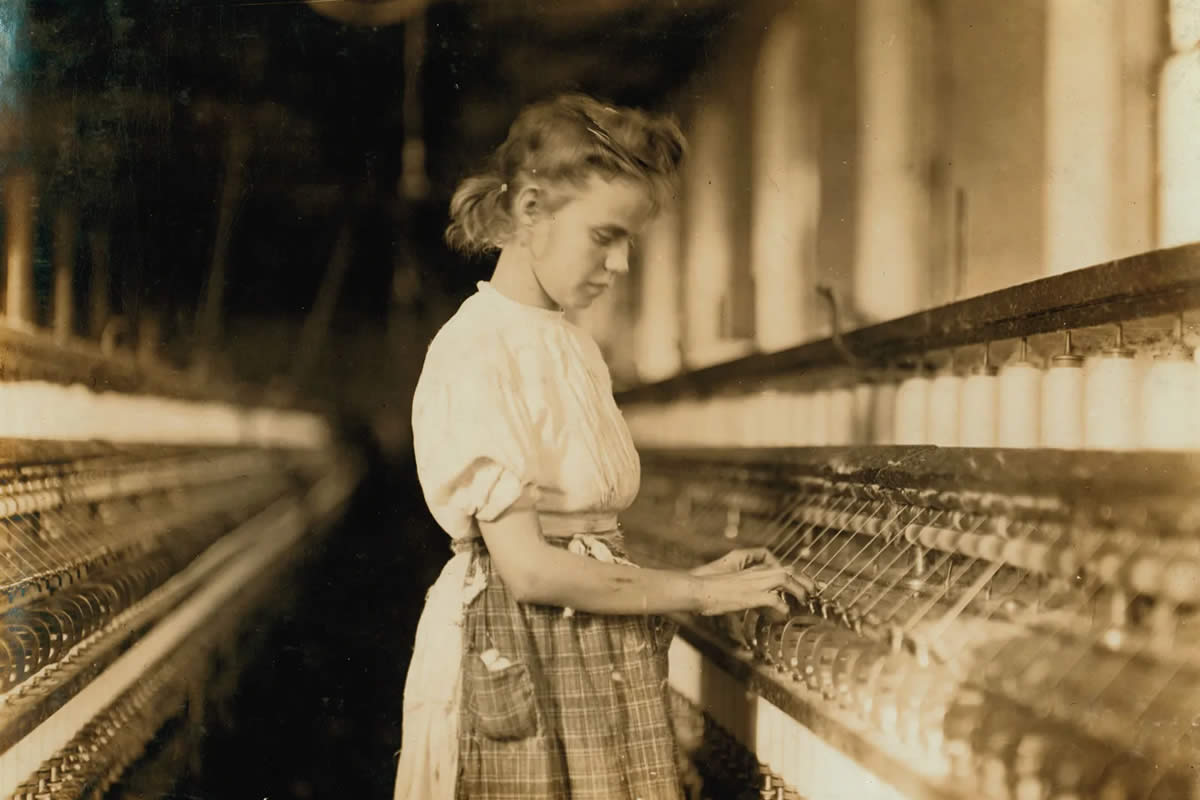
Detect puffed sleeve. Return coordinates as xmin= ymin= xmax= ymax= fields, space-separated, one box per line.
xmin=411 ymin=343 xmax=541 ymax=540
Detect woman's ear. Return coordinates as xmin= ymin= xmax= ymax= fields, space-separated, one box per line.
xmin=514 ymin=184 xmax=542 ymax=228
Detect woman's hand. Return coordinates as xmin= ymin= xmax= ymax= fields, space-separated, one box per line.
xmin=689 ymin=547 xmax=780 ymax=577
xmin=692 ymin=564 xmax=816 ymax=617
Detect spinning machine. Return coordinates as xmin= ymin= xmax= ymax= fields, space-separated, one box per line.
xmin=618 ymin=245 xmax=1200 ymax=800
xmin=0 ymin=324 xmax=362 ymax=799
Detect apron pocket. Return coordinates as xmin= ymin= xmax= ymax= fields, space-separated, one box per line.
xmin=464 ymin=657 xmax=539 ymax=741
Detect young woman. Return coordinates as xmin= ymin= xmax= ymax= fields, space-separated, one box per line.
xmin=395 ymin=93 xmax=810 ymax=800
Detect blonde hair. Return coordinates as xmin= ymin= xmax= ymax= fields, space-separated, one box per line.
xmin=445 ymin=94 xmax=687 ymax=255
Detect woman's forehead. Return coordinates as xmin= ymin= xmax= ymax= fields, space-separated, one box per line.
xmin=569 ymin=174 xmax=652 ymax=226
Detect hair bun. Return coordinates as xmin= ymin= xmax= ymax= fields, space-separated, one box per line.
xmin=445 ymin=93 xmax=688 ymax=254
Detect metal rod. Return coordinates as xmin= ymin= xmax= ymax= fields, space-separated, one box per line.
xmin=901 ymin=515 xmax=990 ymax=630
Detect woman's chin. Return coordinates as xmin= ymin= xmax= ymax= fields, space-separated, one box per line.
xmin=565 ymin=294 xmax=597 ymax=311
xmin=573 ymin=287 xmax=610 ymax=309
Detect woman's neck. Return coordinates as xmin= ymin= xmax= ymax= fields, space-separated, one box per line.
xmin=491 ymin=246 xmax=559 ymax=311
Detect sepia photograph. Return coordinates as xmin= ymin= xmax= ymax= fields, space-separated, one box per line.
xmin=0 ymin=0 xmax=1198 ymax=798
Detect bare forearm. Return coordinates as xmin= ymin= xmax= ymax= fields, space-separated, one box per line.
xmin=477 ymin=508 xmax=778 ymax=616
xmin=509 ymin=547 xmax=703 ymax=615
xmin=521 ymin=554 xmax=699 ymax=614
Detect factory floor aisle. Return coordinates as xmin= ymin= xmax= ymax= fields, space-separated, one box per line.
xmin=170 ymin=446 xmax=449 ymax=800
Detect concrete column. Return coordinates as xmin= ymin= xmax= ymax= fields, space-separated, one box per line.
xmin=53 ymin=206 xmax=77 ymax=342
xmin=634 ymin=209 xmax=683 ymax=382
xmin=750 ymin=13 xmax=820 ymax=352
xmin=1044 ymin=0 xmax=1122 ymax=273
xmin=1116 ymin=0 xmax=1162 ymax=258
xmin=1161 ymin=3 xmax=1200 ymax=248
xmin=3 ymin=169 xmax=34 ymax=327
xmin=853 ymin=0 xmax=931 ymax=322
xmin=683 ymin=102 xmax=747 ymax=367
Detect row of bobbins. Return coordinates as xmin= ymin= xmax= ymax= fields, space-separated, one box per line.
xmin=0 ymin=380 xmax=329 ymax=448
xmin=893 ymin=320 xmax=1197 ymax=450
xmin=624 ymin=319 xmax=1198 ymax=451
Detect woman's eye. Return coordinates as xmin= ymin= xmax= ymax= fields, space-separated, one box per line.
xmin=591 ymin=230 xmax=614 ymax=246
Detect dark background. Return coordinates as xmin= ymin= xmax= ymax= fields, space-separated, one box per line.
xmin=13 ymin=0 xmax=734 ymax=336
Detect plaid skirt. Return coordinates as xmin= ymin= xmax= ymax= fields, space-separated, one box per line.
xmin=457 ymin=538 xmax=683 ymax=799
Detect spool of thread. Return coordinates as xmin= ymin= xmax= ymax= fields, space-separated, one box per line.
xmin=829 ymin=386 xmax=855 ymax=445
xmin=742 ymin=392 xmax=762 ymax=447
xmin=997 ymin=339 xmax=1043 ymax=448
xmin=728 ymin=396 xmax=746 ymax=447
xmin=869 ymin=374 xmax=898 ymax=444
xmin=894 ymin=367 xmax=931 ymax=445
xmin=787 ymin=390 xmax=813 ymax=446
xmin=1140 ymin=338 xmax=1197 ymax=451
xmin=728 ymin=395 xmax=747 ymax=446
xmin=685 ymin=401 xmax=701 ymax=446
xmin=1041 ymin=353 xmax=1085 ymax=449
xmin=927 ymin=366 xmax=963 ymax=446
xmin=958 ymin=356 xmax=999 ymax=447
xmin=676 ymin=400 xmax=697 ymax=447
xmin=809 ymin=389 xmax=832 ymax=446
xmin=852 ymin=381 xmax=875 ymax=445
xmin=757 ymin=389 xmax=786 ymax=448
xmin=1040 ymin=331 xmax=1084 ymax=449
xmin=732 ymin=395 xmax=751 ymax=446
xmin=1084 ymin=327 xmax=1140 ymax=450
xmin=706 ymin=396 xmax=726 ymax=446
xmin=694 ymin=397 xmax=710 ymax=446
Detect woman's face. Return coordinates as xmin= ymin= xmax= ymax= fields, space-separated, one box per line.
xmin=525 ymin=174 xmax=653 ymax=311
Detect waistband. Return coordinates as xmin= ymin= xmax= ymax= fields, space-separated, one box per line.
xmin=537 ymin=510 xmax=619 ymax=537
xmin=450 ymin=511 xmax=620 ymax=554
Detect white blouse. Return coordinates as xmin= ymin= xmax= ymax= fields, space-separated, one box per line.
xmin=396 ymin=280 xmax=643 ymax=800
xmin=411 ymin=280 xmax=641 ymax=542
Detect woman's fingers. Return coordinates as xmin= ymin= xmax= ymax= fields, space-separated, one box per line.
xmin=762 ymin=590 xmax=790 ymax=616
xmin=788 ymin=572 xmax=816 ymax=597
xmin=740 ymin=547 xmax=780 ymax=568
xmin=738 ymin=567 xmax=815 ymax=608
xmin=704 ymin=565 xmax=822 ymax=616
xmin=741 ymin=564 xmax=815 ymax=596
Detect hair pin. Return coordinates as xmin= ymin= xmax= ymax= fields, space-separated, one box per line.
xmin=587 ymin=125 xmax=615 ymax=146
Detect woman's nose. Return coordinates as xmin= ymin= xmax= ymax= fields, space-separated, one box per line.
xmin=605 ymin=241 xmax=630 ymax=274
